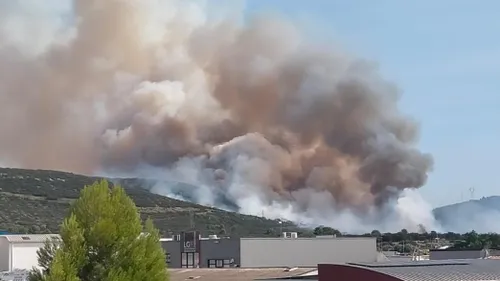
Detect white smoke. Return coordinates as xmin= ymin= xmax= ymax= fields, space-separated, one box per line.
xmin=0 ymin=0 xmax=441 ymax=234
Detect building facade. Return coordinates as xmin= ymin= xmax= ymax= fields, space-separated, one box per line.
xmin=161 ymin=232 xmax=377 ymax=268
xmin=0 ymin=234 xmax=60 ymax=271
xmin=240 ymin=236 xmax=377 ymax=267
xmin=429 ymin=248 xmax=500 ymax=260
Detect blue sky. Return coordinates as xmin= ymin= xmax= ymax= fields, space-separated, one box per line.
xmin=246 ymin=0 xmax=500 ymax=207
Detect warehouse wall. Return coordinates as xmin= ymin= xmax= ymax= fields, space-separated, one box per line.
xmin=162 ymin=240 xmax=181 ymax=268
xmin=240 ymin=237 xmax=377 ymax=268
xmin=199 ymin=238 xmax=240 ymax=267
xmin=0 ymin=238 xmax=9 ymax=271
xmin=12 ymin=243 xmax=43 ymax=271
xmin=430 ymin=248 xmax=500 ymax=260
xmin=430 ymin=250 xmax=481 ymax=260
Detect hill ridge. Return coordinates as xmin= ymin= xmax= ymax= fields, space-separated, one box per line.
xmin=0 ymin=167 xmax=302 ymax=237
xmin=432 ymin=195 xmax=500 ymax=233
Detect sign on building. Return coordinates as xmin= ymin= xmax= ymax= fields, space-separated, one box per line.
xmin=181 ymin=231 xmax=199 ymax=253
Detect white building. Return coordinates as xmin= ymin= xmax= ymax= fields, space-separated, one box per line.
xmin=0 ymin=234 xmax=60 ymax=271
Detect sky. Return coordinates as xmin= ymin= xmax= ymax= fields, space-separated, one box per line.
xmin=245 ymin=0 xmax=500 ymax=207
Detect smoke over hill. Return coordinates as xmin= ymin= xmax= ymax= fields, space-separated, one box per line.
xmin=0 ymin=0 xmax=435 ymax=233
xmin=433 ymin=196 xmax=500 ymax=233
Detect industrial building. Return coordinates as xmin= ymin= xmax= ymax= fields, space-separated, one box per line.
xmin=161 ymin=231 xmax=378 ymax=268
xmin=0 ymin=234 xmax=60 ymax=271
xmin=317 ymin=259 xmax=500 ymax=281
xmin=429 ymin=247 xmax=500 ymax=260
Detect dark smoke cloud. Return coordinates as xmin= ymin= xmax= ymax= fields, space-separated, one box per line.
xmin=0 ymin=0 xmax=435 ymax=232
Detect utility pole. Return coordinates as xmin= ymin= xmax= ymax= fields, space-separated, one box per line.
xmin=469 ymin=187 xmax=475 ymax=200
xmin=189 ymin=211 xmax=195 ymax=229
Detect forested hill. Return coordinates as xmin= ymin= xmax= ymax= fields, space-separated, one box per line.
xmin=432 ymin=196 xmax=500 ymax=233
xmin=0 ymin=167 xmax=301 ymax=236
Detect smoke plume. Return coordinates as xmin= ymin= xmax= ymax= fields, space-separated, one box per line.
xmin=0 ymin=0 xmax=436 ymax=232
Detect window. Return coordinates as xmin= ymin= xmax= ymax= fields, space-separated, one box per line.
xmin=195 ymin=252 xmax=199 ymax=267
xmin=181 ymin=252 xmax=199 ymax=268
xmin=21 ymin=236 xmax=30 ymax=240
xmin=165 ymin=253 xmax=171 ymax=264
xmin=207 ymin=259 xmax=233 ymax=268
xmin=181 ymin=253 xmax=187 ymax=267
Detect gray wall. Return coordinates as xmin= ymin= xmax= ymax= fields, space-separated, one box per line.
xmin=239 ymin=237 xmax=377 ymax=268
xmin=0 ymin=238 xmax=9 ymax=271
xmin=199 ymin=238 xmax=240 ymax=267
xmin=430 ymin=249 xmax=499 ymax=260
xmin=162 ymin=241 xmax=181 ymax=268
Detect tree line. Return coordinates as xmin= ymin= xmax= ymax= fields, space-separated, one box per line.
xmin=312 ymin=225 xmax=500 ymax=249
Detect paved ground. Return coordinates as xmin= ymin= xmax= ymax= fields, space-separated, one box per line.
xmin=168 ymin=267 xmax=316 ymax=281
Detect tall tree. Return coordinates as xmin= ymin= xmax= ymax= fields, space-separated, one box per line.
xmin=313 ymin=226 xmax=341 ymax=236
xmin=29 ymin=180 xmax=169 ymax=281
xmin=370 ymin=230 xmax=382 ymax=238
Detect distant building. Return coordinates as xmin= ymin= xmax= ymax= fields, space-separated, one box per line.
xmin=429 ymin=248 xmax=500 ymax=260
xmin=0 ymin=234 xmax=60 ymax=271
xmin=0 ymin=270 xmax=30 ymax=281
xmin=161 ymin=231 xmax=378 ymax=268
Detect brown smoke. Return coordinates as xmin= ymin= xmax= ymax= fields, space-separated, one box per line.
xmin=0 ymin=0 xmax=433 ymax=217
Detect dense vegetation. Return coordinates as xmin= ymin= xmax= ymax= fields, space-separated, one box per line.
xmin=313 ymin=226 xmax=500 ymax=253
xmin=29 ymin=180 xmax=168 ymax=281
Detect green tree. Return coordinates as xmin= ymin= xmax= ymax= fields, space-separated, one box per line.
xmin=29 ymin=180 xmax=169 ymax=281
xmin=313 ymin=226 xmax=341 ymax=236
xmin=464 ymin=230 xmax=481 ymax=248
xmin=370 ymin=230 xmax=382 ymax=238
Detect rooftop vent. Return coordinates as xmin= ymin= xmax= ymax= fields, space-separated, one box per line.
xmin=282 ymin=232 xmax=298 ymax=239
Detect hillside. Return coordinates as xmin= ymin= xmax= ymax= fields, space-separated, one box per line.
xmin=433 ymin=196 xmax=500 ymax=233
xmin=0 ymin=167 xmax=303 ymax=237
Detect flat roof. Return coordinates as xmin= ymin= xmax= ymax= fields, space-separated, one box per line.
xmin=344 ymin=259 xmax=500 ymax=281
xmin=429 ymin=248 xmax=500 ymax=251
xmin=0 ymin=234 xmax=60 ymax=243
xmin=239 ymin=237 xmax=376 ymax=241
xmin=349 ymin=260 xmax=470 ymax=268
xmin=168 ymin=268 xmax=316 ymax=281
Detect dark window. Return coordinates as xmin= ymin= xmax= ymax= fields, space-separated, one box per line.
xmin=181 ymin=253 xmax=187 ymax=268
xmin=187 ymin=253 xmax=194 ymax=266
xmin=195 ymin=252 xmax=199 ymax=267
xmin=165 ymin=253 xmax=171 ymax=264
xmin=208 ymin=259 xmax=233 ymax=268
